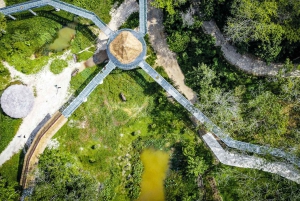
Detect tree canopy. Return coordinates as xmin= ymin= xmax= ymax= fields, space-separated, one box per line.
xmin=224 ymin=0 xmax=300 ymax=62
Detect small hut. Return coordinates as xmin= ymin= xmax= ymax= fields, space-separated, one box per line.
xmin=0 ymin=85 xmax=34 ymax=118
xmin=109 ymin=31 xmax=143 ymax=64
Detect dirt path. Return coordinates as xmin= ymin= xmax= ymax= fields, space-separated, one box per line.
xmin=0 ymin=0 xmax=5 ymax=8
xmin=147 ymin=4 xmax=197 ymax=103
xmin=202 ymin=20 xmax=300 ymax=77
xmin=0 ymin=51 xmax=79 ymax=166
xmin=0 ymin=0 xmax=139 ymax=167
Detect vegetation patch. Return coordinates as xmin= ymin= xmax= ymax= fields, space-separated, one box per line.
xmin=50 ymin=59 xmax=68 ymax=74
xmin=0 ymin=108 xmax=22 ymax=153
xmin=0 ymin=151 xmax=22 ymax=200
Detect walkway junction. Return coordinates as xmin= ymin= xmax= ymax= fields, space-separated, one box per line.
xmin=0 ymin=0 xmax=299 ymax=192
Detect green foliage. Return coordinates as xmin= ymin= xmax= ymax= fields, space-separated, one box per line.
xmin=70 ymin=31 xmax=94 ymax=54
xmin=0 ymin=17 xmax=62 ymax=74
xmin=0 ymin=176 xmax=19 ymax=201
xmin=245 ymin=91 xmax=288 ymax=141
xmin=223 ymin=0 xmax=300 ymax=62
xmin=163 ymin=3 xmax=300 ymax=150
xmin=0 ymin=108 xmax=22 ymax=153
xmin=215 ymin=166 xmax=300 ymax=200
xmin=30 ymin=149 xmax=98 ymax=200
xmin=144 ymin=34 xmax=157 ymax=66
xmin=67 ymin=0 xmax=113 ymax=23
xmin=50 ymin=59 xmax=68 ymax=74
xmin=168 ymin=31 xmax=190 ymax=53
xmin=0 ymin=151 xmax=22 ymax=200
xmin=120 ymin=12 xmax=139 ymax=29
xmin=0 ymin=62 xmax=10 ymax=91
xmin=151 ymin=0 xmax=187 ymax=15
xmin=0 ymin=13 xmax=6 ymax=38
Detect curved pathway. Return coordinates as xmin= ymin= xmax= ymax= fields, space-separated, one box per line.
xmin=202 ymin=20 xmax=300 ymax=77
xmin=203 ymin=133 xmax=300 ymax=183
xmin=1 ymin=0 xmax=300 ymax=184
xmin=147 ymin=2 xmax=300 ymax=182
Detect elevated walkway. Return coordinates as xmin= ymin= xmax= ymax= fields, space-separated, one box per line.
xmin=0 ymin=0 xmax=112 ymax=36
xmin=62 ymin=61 xmax=116 ymax=117
xmin=139 ymin=0 xmax=147 ymax=35
xmin=139 ymin=61 xmax=300 ymax=168
xmin=203 ymin=133 xmax=300 ymax=183
xmin=20 ymin=111 xmax=67 ymax=189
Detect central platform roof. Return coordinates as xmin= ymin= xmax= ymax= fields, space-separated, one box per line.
xmin=107 ymin=29 xmax=146 ymax=70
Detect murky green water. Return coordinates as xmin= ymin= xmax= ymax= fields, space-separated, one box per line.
xmin=49 ymin=27 xmax=76 ymax=51
xmin=137 ymin=149 xmax=170 ymax=201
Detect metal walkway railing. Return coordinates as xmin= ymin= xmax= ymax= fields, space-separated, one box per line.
xmin=139 ymin=61 xmax=300 ymax=167
xmin=0 ymin=0 xmax=112 ymax=36
xmin=139 ymin=0 xmax=147 ymax=35
xmin=62 ymin=61 xmax=116 ymax=117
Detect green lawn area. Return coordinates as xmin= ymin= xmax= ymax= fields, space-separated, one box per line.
xmin=50 ymin=66 xmax=211 ymax=199
xmin=0 ymin=110 xmax=22 ymax=153
xmin=0 ymin=150 xmax=23 ymax=199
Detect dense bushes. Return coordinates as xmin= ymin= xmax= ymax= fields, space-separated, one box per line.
xmin=0 ymin=17 xmax=61 ymax=74
xmin=30 ymin=149 xmax=99 ymax=200
xmin=215 ymin=166 xmax=300 ymax=200
xmin=162 ymin=5 xmax=300 ymax=151
xmin=199 ymin=0 xmax=300 ymax=63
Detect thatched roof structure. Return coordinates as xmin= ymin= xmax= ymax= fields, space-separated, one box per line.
xmin=109 ymin=31 xmax=143 ymax=64
xmin=0 ymin=85 xmax=34 ymax=118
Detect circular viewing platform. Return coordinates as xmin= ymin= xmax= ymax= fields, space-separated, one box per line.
xmin=107 ymin=29 xmax=146 ymax=70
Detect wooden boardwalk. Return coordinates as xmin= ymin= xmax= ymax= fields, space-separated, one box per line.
xmin=20 ymin=111 xmax=67 ymax=189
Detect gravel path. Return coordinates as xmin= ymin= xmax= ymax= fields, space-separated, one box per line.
xmin=147 ymin=4 xmax=197 ymax=103
xmin=0 ymin=51 xmax=79 ymax=166
xmin=202 ymin=20 xmax=300 ymax=77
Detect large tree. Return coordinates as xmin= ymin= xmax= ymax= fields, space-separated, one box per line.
xmin=224 ymin=0 xmax=300 ymax=62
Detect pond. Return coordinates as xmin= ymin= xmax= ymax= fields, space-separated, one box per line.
xmin=49 ymin=27 xmax=76 ymax=51
xmin=137 ymin=149 xmax=170 ymax=201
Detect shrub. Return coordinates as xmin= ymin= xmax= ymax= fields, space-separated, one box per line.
xmin=50 ymin=59 xmax=68 ymax=74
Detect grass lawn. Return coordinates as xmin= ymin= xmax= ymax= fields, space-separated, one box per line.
xmin=0 ymin=106 xmax=22 ymax=154
xmin=0 ymin=150 xmax=23 ymax=189
xmin=52 ymin=66 xmax=206 ymax=199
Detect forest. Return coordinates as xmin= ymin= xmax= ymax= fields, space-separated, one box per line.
xmin=0 ymin=0 xmax=300 ymax=200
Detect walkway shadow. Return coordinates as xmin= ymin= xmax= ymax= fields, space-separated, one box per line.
xmin=126 ymin=69 xmax=163 ymax=96
xmin=16 ymin=113 xmax=51 ymax=188
xmin=24 ymin=114 xmax=51 ymax=152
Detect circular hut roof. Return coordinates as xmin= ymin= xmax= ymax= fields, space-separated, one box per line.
xmin=109 ymin=31 xmax=143 ymax=64
xmin=0 ymin=85 xmax=34 ymax=118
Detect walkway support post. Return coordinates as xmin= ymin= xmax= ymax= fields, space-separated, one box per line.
xmin=8 ymin=14 xmax=16 ymax=20
xmin=28 ymin=9 xmax=37 ymax=16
